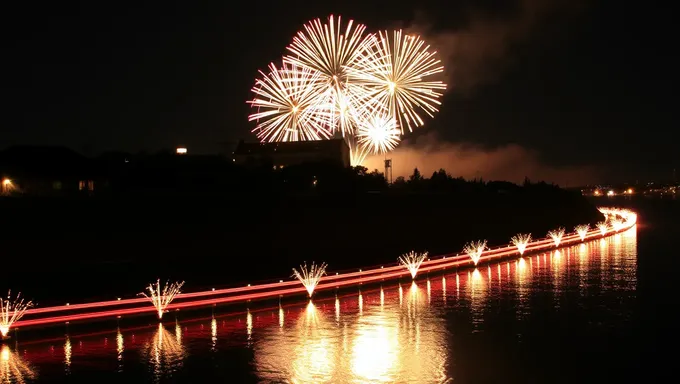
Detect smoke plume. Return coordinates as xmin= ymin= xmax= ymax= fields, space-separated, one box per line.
xmin=407 ymin=0 xmax=587 ymax=92
xmin=363 ymin=132 xmax=601 ymax=187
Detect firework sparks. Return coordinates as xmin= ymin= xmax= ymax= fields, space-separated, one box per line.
xmin=140 ymin=280 xmax=184 ymax=320
xmin=354 ymin=114 xmax=401 ymax=164
xmin=348 ymin=29 xmax=446 ymax=133
xmin=398 ymin=251 xmax=428 ymax=279
xmin=292 ymin=262 xmax=328 ymax=297
xmin=248 ymin=62 xmax=332 ymax=142
xmin=597 ymin=221 xmax=608 ymax=236
xmin=0 ymin=291 xmax=33 ymax=338
xmin=548 ymin=227 xmax=565 ymax=247
xmin=464 ymin=240 xmax=488 ymax=265
xmin=511 ymin=233 xmax=532 ymax=255
xmin=611 ymin=218 xmax=625 ymax=231
xmin=575 ymin=224 xmax=590 ymax=241
xmin=285 ymin=15 xmax=376 ymax=137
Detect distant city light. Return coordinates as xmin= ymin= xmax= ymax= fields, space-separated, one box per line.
xmin=176 ymin=147 xmax=187 ymax=154
xmin=594 ymin=190 xmax=601 ymax=196
xmin=607 ymin=190 xmax=615 ymax=196
xmin=626 ymin=188 xmax=633 ymax=194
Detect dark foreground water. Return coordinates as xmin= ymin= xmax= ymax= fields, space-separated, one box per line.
xmin=3 ymin=225 xmax=645 ymax=383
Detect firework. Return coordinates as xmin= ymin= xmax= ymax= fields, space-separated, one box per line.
xmin=354 ymin=114 xmax=401 ymax=164
xmin=548 ymin=227 xmax=565 ymax=247
xmin=597 ymin=221 xmax=608 ymax=236
xmin=284 ymin=15 xmax=376 ymax=137
xmin=574 ymin=224 xmax=590 ymax=241
xmin=398 ymin=251 xmax=428 ymax=279
xmin=0 ymin=291 xmax=33 ymax=338
xmin=292 ymin=262 xmax=328 ymax=297
xmin=511 ymin=233 xmax=532 ymax=255
xmin=140 ymin=280 xmax=184 ymax=320
xmin=248 ymin=62 xmax=332 ymax=142
xmin=464 ymin=240 xmax=488 ymax=265
xmin=348 ymin=29 xmax=446 ymax=133
xmin=611 ymin=218 xmax=625 ymax=231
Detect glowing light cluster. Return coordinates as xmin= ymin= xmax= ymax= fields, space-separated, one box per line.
xmin=574 ymin=224 xmax=590 ymax=241
xmin=140 ymin=280 xmax=185 ymax=320
xmin=597 ymin=208 xmax=637 ymax=234
xmin=464 ymin=240 xmax=488 ymax=266
xmin=398 ymin=251 xmax=428 ymax=279
xmin=511 ymin=233 xmax=532 ymax=255
xmin=292 ymin=262 xmax=328 ymax=297
xmin=597 ymin=221 xmax=609 ymax=236
xmin=247 ymin=15 xmax=446 ymax=165
xmin=548 ymin=228 xmax=565 ymax=247
xmin=0 ymin=291 xmax=32 ymax=338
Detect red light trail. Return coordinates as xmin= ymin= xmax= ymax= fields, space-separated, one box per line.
xmin=11 ymin=212 xmax=635 ymax=331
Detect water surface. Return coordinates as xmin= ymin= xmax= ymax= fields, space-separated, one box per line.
xmin=2 ymin=228 xmax=639 ymax=383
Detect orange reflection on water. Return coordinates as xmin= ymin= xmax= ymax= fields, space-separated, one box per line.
xmin=469 ymin=269 xmax=488 ymax=329
xmin=254 ymin=283 xmax=450 ymax=383
xmin=1 ymin=345 xmax=37 ymax=384
xmin=144 ymin=323 xmax=185 ymax=381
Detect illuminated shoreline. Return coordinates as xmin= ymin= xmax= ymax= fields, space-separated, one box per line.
xmin=8 ymin=207 xmax=635 ymax=333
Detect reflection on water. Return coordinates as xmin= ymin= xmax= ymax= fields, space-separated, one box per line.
xmin=116 ymin=327 xmax=124 ymax=372
xmin=63 ymin=335 xmax=71 ymax=375
xmin=1 ymin=345 xmax=37 ymax=384
xmin=516 ymin=257 xmax=529 ymax=319
xmin=469 ymin=269 xmax=487 ymax=330
xmin=254 ymin=282 xmax=450 ymax=383
xmin=10 ymin=226 xmax=638 ymax=383
xmin=143 ymin=323 xmax=185 ymax=381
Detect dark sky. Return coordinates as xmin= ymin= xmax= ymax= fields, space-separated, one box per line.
xmin=2 ymin=0 xmax=677 ymax=184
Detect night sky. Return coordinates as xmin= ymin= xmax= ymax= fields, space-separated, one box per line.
xmin=3 ymin=0 xmax=676 ymax=185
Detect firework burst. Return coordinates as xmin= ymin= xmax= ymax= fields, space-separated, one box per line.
xmin=140 ymin=280 xmax=184 ymax=320
xmin=398 ymin=251 xmax=428 ymax=279
xmin=0 ymin=291 xmax=33 ymax=338
xmin=284 ymin=15 xmax=376 ymax=137
xmin=548 ymin=227 xmax=565 ymax=247
xmin=292 ymin=262 xmax=327 ymax=297
xmin=247 ymin=15 xmax=447 ymax=166
xmin=348 ymin=29 xmax=446 ymax=133
xmin=464 ymin=240 xmax=488 ymax=265
xmin=511 ymin=233 xmax=532 ymax=255
xmin=354 ymin=114 xmax=401 ymax=164
xmin=597 ymin=221 xmax=608 ymax=236
xmin=575 ymin=224 xmax=590 ymax=241
xmin=248 ymin=62 xmax=332 ymax=142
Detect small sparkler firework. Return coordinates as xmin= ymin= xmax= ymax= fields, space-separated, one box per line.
xmin=597 ymin=221 xmax=608 ymax=236
xmin=140 ymin=280 xmax=185 ymax=320
xmin=575 ymin=224 xmax=590 ymax=241
xmin=548 ymin=227 xmax=565 ymax=247
xmin=464 ymin=240 xmax=488 ymax=266
xmin=0 ymin=291 xmax=33 ymax=338
xmin=292 ymin=262 xmax=328 ymax=297
xmin=511 ymin=233 xmax=532 ymax=255
xmin=398 ymin=251 xmax=428 ymax=279
xmin=611 ymin=218 xmax=625 ymax=231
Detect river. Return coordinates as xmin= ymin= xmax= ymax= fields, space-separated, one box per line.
xmin=2 ymin=198 xmax=672 ymax=383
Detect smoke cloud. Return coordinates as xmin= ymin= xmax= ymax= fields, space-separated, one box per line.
xmin=363 ymin=132 xmax=601 ymax=187
xmin=407 ymin=0 xmax=587 ymax=92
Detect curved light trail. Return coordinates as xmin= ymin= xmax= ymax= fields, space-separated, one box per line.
xmin=10 ymin=207 xmax=635 ymax=331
